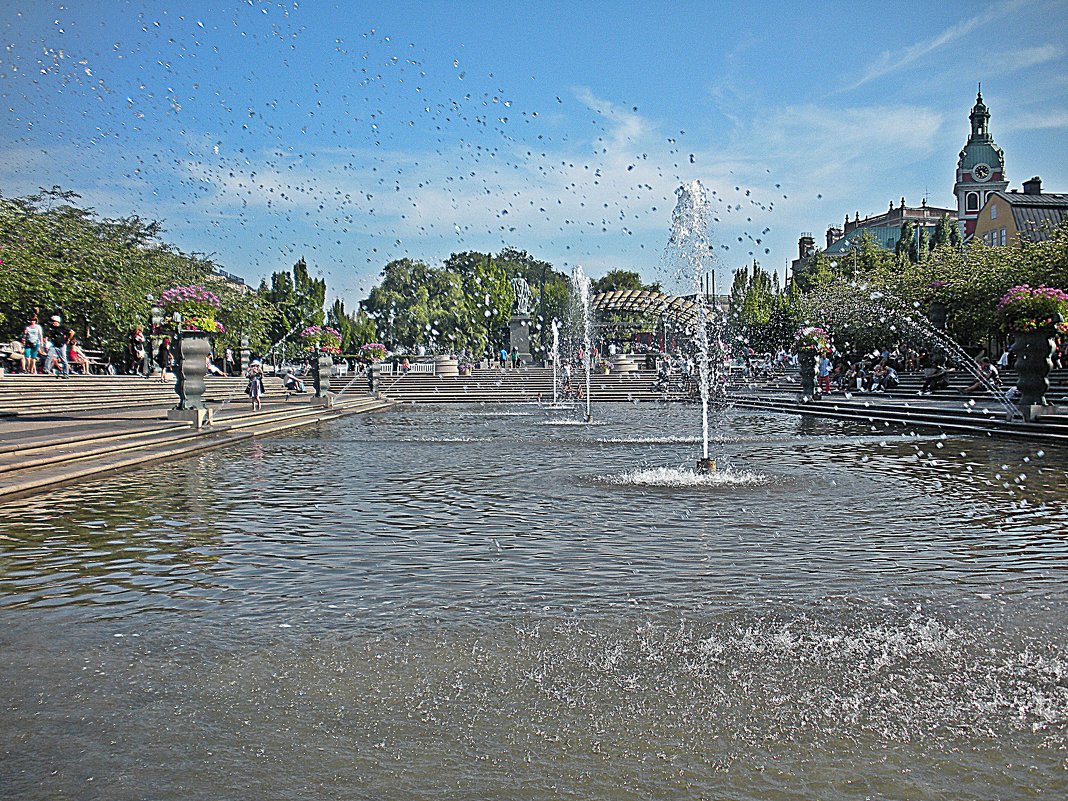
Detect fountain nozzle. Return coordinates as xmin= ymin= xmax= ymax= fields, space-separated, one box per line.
xmin=584 ymin=413 xmax=593 ymax=423
xmin=697 ymin=457 xmax=717 ymax=473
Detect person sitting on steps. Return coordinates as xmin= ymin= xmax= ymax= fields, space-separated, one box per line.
xmin=919 ymin=354 xmax=954 ymax=395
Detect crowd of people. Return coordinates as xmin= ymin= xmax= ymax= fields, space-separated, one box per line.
xmin=5 ymin=313 xmax=91 ymax=377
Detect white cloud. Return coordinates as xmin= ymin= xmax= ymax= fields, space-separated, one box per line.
xmin=841 ymin=2 xmax=1021 ymax=91
xmin=985 ymin=43 xmax=1064 ymax=72
xmin=1000 ymin=109 xmax=1068 ymax=132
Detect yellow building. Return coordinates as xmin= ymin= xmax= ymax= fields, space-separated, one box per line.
xmin=973 ymin=177 xmax=1068 ymax=246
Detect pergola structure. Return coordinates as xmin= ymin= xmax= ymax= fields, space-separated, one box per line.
xmin=590 ymin=289 xmax=702 ymax=326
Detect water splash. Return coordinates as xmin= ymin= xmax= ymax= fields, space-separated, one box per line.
xmin=601 ymin=465 xmax=769 ymax=487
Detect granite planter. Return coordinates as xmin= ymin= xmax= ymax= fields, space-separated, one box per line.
xmin=1013 ymin=331 xmax=1055 ymax=408
xmin=174 ymin=331 xmax=210 ymax=410
xmin=168 ymin=330 xmax=213 ymax=427
xmin=928 ymin=300 xmax=948 ymax=331
xmin=312 ymin=349 xmax=333 ymax=398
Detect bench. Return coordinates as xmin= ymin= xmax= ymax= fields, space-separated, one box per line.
xmin=80 ymin=349 xmax=113 ymax=375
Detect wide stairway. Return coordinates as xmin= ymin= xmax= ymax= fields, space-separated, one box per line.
xmin=351 ymin=366 xmax=674 ymax=404
xmin=0 ymin=373 xmax=396 ymax=499
xmin=0 ymin=374 xmax=259 ymax=416
xmin=728 ymin=366 xmax=1068 ymax=442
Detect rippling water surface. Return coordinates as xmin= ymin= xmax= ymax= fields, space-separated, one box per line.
xmin=1 ymin=403 xmax=1067 ymax=799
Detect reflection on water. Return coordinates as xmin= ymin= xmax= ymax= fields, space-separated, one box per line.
xmin=1 ymin=404 xmax=1066 ymax=799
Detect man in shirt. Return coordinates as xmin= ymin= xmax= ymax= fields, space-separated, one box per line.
xmin=47 ymin=315 xmax=72 ymax=377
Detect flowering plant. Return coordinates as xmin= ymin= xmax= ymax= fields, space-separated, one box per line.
xmin=996 ymin=285 xmax=1068 ymax=334
xmin=159 ymin=285 xmax=223 ymax=333
xmin=794 ymin=326 xmax=832 ymax=351
xmin=300 ymin=325 xmax=342 ymax=354
xmin=358 ymin=342 xmax=389 ymax=362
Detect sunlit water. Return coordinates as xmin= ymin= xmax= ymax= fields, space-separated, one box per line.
xmin=1 ymin=404 xmax=1067 ymax=799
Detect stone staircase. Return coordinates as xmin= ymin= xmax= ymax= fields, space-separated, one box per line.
xmin=355 ymin=366 xmax=672 ymax=404
xmin=727 ymin=367 xmax=1068 ymax=443
xmin=0 ymin=373 xmax=397 ymax=500
xmin=0 ymin=374 xmax=261 ymax=416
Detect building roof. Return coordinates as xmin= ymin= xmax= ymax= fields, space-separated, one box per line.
xmin=825 ymin=219 xmax=944 ymax=256
xmin=996 ymin=191 xmax=1068 ymax=240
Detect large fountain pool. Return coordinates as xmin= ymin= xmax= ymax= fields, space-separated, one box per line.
xmin=1 ymin=404 xmax=1066 ymax=799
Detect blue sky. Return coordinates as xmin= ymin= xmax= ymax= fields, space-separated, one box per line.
xmin=2 ymin=0 xmax=1066 ymax=305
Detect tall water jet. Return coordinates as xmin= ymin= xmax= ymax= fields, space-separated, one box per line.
xmin=571 ymin=265 xmax=594 ymax=422
xmin=551 ymin=318 xmax=561 ymax=406
xmin=665 ymin=181 xmax=716 ymax=472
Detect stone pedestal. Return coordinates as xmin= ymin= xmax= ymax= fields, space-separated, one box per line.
xmin=167 ymin=407 xmax=213 ymax=429
xmin=1025 ymin=403 xmax=1068 ymax=422
xmin=508 ymin=315 xmax=532 ymax=364
xmin=610 ymin=354 xmax=641 ymax=373
xmin=434 ymin=355 xmax=459 ymax=377
xmin=1014 ymin=331 xmax=1055 ymax=408
xmin=310 ymin=395 xmax=335 ymax=408
xmin=174 ymin=331 xmax=211 ymax=413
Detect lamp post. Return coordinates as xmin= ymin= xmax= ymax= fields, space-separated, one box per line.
xmin=148 ymin=297 xmax=163 ymax=377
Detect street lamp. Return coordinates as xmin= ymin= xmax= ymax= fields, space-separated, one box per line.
xmin=148 ymin=295 xmax=163 ymax=377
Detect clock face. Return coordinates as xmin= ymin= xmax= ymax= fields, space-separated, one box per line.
xmin=973 ymin=163 xmax=991 ymax=182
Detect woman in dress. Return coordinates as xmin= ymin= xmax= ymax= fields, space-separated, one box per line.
xmin=245 ymin=360 xmax=265 ymax=411
xmin=156 ymin=336 xmax=175 ymax=383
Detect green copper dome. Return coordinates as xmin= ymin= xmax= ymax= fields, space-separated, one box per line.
xmin=959 ymin=141 xmax=1004 ymax=171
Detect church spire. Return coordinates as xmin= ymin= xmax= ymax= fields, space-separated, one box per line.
xmin=970 ymin=85 xmax=990 ymax=138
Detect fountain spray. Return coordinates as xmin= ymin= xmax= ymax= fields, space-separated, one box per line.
xmin=666 ymin=181 xmax=717 ymax=472
xmin=551 ymin=318 xmax=561 ymax=406
xmin=571 ymin=265 xmax=594 ymax=423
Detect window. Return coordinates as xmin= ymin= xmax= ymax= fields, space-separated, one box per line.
xmin=990 ymin=203 xmax=997 ymax=220
xmin=1000 ymin=228 xmax=1007 ymax=246
xmin=966 ymin=192 xmax=979 ymax=212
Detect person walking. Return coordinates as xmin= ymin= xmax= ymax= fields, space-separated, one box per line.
xmin=46 ymin=315 xmax=71 ymax=377
xmin=817 ymin=351 xmax=832 ymax=396
xmin=127 ymin=326 xmax=148 ymax=375
xmin=245 ymin=359 xmax=265 ymax=411
xmin=21 ymin=314 xmax=44 ymax=374
xmin=156 ymin=336 xmax=175 ymax=383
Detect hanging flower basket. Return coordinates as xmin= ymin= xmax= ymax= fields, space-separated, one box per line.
xmin=793 ymin=326 xmax=831 ymax=352
xmin=996 ymin=285 xmax=1068 ymax=334
xmin=300 ymin=325 xmax=342 ymax=354
xmin=358 ymin=342 xmax=389 ymax=363
xmin=160 ymin=285 xmax=224 ymax=333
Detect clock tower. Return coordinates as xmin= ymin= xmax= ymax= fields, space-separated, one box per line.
xmin=954 ymin=87 xmax=1008 ymax=240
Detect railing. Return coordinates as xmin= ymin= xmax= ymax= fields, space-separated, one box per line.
xmin=378 ymin=362 xmax=436 ymax=376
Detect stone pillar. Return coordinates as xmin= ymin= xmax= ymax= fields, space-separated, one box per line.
xmin=508 ymin=314 xmax=532 ymax=364
xmin=239 ymin=334 xmax=251 ymax=374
